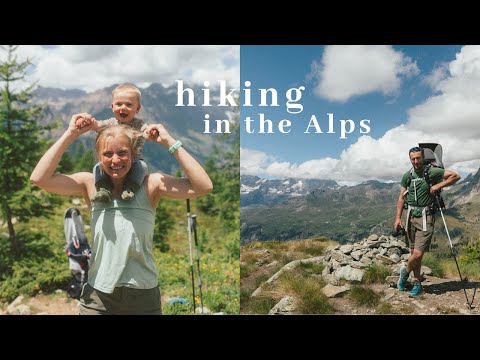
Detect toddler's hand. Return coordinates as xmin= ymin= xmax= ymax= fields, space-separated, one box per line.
xmin=75 ymin=116 xmax=93 ymax=129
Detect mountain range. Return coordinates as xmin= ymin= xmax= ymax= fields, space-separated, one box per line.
xmin=241 ymin=175 xmax=338 ymax=207
xmin=34 ymin=83 xmax=232 ymax=173
xmin=240 ymin=170 xmax=480 ymax=246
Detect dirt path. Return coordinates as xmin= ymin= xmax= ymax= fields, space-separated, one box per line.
xmin=330 ymin=276 xmax=479 ymax=315
xmin=28 ymin=294 xmax=80 ymax=315
xmin=1 ymin=292 xmax=80 ymax=315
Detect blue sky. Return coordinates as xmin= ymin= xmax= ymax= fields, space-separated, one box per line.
xmin=240 ymin=45 xmax=480 ymax=184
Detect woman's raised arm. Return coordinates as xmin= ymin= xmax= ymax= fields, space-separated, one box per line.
xmin=144 ymin=124 xmax=213 ymax=201
xmin=30 ymin=113 xmax=96 ymax=196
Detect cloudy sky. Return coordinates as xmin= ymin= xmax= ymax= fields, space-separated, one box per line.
xmin=7 ymin=45 xmax=239 ymax=92
xmin=241 ymin=45 xmax=480 ymax=184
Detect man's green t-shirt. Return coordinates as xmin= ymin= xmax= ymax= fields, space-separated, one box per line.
xmin=400 ymin=166 xmax=445 ymax=217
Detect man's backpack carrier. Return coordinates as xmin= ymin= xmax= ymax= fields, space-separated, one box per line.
xmin=403 ymin=143 xmax=446 ymax=229
xmin=64 ymin=208 xmax=91 ymax=300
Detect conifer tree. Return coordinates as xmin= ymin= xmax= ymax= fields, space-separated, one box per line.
xmin=0 ymin=45 xmax=58 ymax=255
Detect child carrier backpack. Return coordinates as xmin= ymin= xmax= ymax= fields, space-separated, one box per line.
xmin=64 ymin=207 xmax=91 ymax=300
xmin=404 ymin=143 xmax=446 ymax=213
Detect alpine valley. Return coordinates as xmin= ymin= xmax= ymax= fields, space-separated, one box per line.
xmin=240 ymin=171 xmax=480 ymax=246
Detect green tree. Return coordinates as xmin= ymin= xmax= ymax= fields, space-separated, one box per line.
xmin=197 ymin=108 xmax=240 ymax=232
xmin=153 ymin=200 xmax=174 ymax=252
xmin=72 ymin=141 xmax=96 ymax=172
xmin=0 ymin=45 xmax=58 ymax=255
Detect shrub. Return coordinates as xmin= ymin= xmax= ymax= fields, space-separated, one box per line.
xmin=363 ymin=264 xmax=390 ymax=284
xmin=349 ymin=286 xmax=380 ymax=308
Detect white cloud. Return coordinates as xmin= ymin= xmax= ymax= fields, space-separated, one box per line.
xmin=241 ymin=127 xmax=480 ymax=183
xmin=6 ymin=45 xmax=239 ymax=92
xmin=240 ymin=148 xmax=276 ymax=174
xmin=313 ymin=45 xmax=419 ymax=102
xmin=450 ymin=160 xmax=480 ymax=175
xmin=422 ymin=62 xmax=448 ymax=89
xmin=242 ymin=45 xmax=480 ymax=183
xmin=408 ymin=45 xmax=480 ymax=139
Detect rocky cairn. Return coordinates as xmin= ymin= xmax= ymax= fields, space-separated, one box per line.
xmin=321 ymin=234 xmax=417 ymax=285
xmin=251 ymin=234 xmax=435 ymax=314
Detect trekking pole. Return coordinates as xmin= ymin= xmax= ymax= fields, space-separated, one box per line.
xmin=186 ymin=199 xmax=196 ymax=313
xmin=191 ymin=214 xmax=204 ymax=313
xmin=435 ymin=194 xmax=474 ymax=309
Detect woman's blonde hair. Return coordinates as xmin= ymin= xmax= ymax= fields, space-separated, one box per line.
xmin=95 ymin=125 xmax=143 ymax=160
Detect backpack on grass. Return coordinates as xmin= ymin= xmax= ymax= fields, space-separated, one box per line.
xmin=64 ymin=208 xmax=91 ymax=300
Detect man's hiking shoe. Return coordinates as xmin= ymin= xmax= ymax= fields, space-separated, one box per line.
xmin=397 ymin=266 xmax=409 ymax=291
xmin=92 ymin=188 xmax=112 ymax=203
xmin=409 ymin=282 xmax=424 ymax=297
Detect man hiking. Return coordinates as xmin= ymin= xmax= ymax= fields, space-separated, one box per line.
xmin=394 ymin=146 xmax=460 ymax=297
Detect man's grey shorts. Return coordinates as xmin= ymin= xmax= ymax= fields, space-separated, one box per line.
xmin=406 ymin=214 xmax=435 ymax=252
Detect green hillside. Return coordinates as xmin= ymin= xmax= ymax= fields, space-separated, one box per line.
xmin=0 ymin=195 xmax=239 ymax=314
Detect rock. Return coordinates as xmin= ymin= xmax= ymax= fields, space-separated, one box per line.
xmin=334 ymin=265 xmax=365 ymax=282
xmin=360 ymin=258 xmax=373 ymax=266
xmin=269 ymin=296 xmax=296 ymax=315
xmin=420 ymin=266 xmax=433 ymax=276
xmin=195 ymin=306 xmax=211 ymax=314
xmin=8 ymin=295 xmax=24 ymax=308
xmin=321 ymin=284 xmax=350 ymax=298
xmin=322 ymin=264 xmax=332 ymax=276
xmin=72 ymin=198 xmax=82 ymax=206
xmin=348 ymin=260 xmax=367 ymax=269
xmin=251 ymin=285 xmax=264 ymax=298
xmin=331 ymin=259 xmax=341 ymax=270
xmin=365 ymin=241 xmax=381 ymax=249
xmin=330 ymin=251 xmax=350 ymax=264
xmin=339 ymin=245 xmax=354 ymax=254
xmin=350 ymin=250 xmax=363 ymax=261
xmin=387 ymin=248 xmax=401 ymax=257
xmin=7 ymin=295 xmax=25 ymax=314
xmin=282 ymin=260 xmax=301 ymax=271
xmin=389 ymin=254 xmax=401 ymax=263
xmin=299 ymin=256 xmax=324 ymax=265
xmin=266 ymin=260 xmax=279 ymax=268
xmin=397 ymin=240 xmax=407 ymax=248
xmin=367 ymin=234 xmax=379 ymax=241
xmin=326 ymin=244 xmax=340 ymax=252
xmin=7 ymin=304 xmax=31 ymax=315
xmin=322 ymin=273 xmax=340 ymax=286
xmin=258 ymin=256 xmax=326 ymax=293
xmin=375 ymin=254 xmax=397 ymax=265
